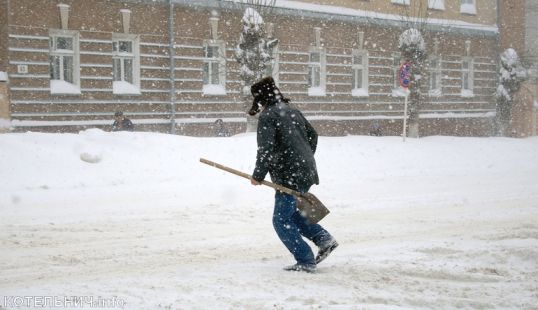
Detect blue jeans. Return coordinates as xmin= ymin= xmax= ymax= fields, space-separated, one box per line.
xmin=273 ymin=190 xmax=332 ymax=265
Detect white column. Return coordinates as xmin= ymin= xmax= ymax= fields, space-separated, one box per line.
xmin=209 ymin=10 xmax=219 ymax=40
xmin=314 ymin=27 xmax=321 ymax=47
xmin=57 ymin=4 xmax=70 ymax=30
xmin=120 ymin=9 xmax=131 ymax=34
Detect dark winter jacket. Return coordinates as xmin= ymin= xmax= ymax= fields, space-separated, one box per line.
xmin=252 ymin=100 xmax=319 ymax=192
xmin=112 ymin=118 xmax=134 ymax=132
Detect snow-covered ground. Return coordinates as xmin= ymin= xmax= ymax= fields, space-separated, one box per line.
xmin=1 ymin=130 xmax=538 ymax=309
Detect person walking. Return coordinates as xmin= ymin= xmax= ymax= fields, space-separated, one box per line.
xmin=111 ymin=111 xmax=134 ymax=132
xmin=249 ymin=76 xmax=338 ymax=273
xmin=214 ymin=119 xmax=231 ymax=137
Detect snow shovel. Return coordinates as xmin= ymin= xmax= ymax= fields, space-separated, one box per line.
xmin=200 ymin=158 xmax=330 ymax=224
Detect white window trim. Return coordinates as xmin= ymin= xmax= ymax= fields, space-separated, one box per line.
xmin=203 ymin=40 xmax=227 ymax=96
xmin=266 ymin=45 xmax=279 ymax=85
xmin=308 ymin=46 xmax=326 ymax=97
xmin=112 ymin=33 xmax=141 ymax=95
xmin=391 ymin=52 xmax=407 ymax=97
xmin=391 ymin=0 xmax=410 ymax=5
xmin=428 ymin=0 xmax=445 ymax=10
xmin=461 ymin=56 xmax=474 ymax=97
xmin=428 ymin=56 xmax=442 ymax=97
xmin=351 ymin=48 xmax=369 ymax=97
xmin=49 ymin=29 xmax=80 ymax=95
xmin=460 ymin=0 xmax=476 ymax=15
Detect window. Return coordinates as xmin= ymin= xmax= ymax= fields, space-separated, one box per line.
xmin=265 ymin=45 xmax=279 ymax=84
xmin=203 ymin=41 xmax=226 ymax=95
xmin=308 ymin=47 xmax=326 ymax=96
xmin=428 ymin=0 xmax=445 ymax=10
xmin=392 ymin=53 xmax=401 ymax=89
xmin=428 ymin=56 xmax=442 ymax=96
xmin=391 ymin=0 xmax=410 ymax=5
xmin=391 ymin=52 xmax=407 ymax=97
xmin=49 ymin=30 xmax=80 ymax=94
xmin=112 ymin=34 xmax=140 ymax=95
xmin=351 ymin=49 xmax=368 ymax=97
xmin=461 ymin=57 xmax=474 ymax=97
xmin=460 ymin=0 xmax=476 ymax=14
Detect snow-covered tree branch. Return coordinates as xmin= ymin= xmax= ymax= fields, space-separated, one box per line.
xmin=496 ymin=48 xmax=528 ymax=136
xmin=235 ymin=8 xmax=278 ymax=93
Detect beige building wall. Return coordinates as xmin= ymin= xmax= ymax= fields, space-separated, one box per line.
xmin=3 ymin=0 xmax=500 ymax=136
xmin=0 ymin=0 xmax=10 ymax=131
xmin=294 ymin=0 xmax=497 ymax=25
xmin=526 ymin=0 xmax=538 ymax=136
xmin=498 ymin=0 xmax=537 ymax=137
xmin=499 ymin=0 xmax=526 ymax=53
xmin=509 ymin=80 xmax=535 ymax=137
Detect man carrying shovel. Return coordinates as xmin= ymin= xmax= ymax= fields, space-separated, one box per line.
xmin=248 ymin=76 xmax=338 ymax=273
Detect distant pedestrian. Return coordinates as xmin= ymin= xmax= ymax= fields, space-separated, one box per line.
xmin=369 ymin=121 xmax=383 ymax=136
xmin=112 ymin=111 xmax=134 ymax=132
xmin=249 ymin=76 xmax=338 ymax=273
xmin=214 ymin=119 xmax=231 ymax=137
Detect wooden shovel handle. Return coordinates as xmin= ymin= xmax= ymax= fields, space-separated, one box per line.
xmin=199 ymin=158 xmax=299 ymax=196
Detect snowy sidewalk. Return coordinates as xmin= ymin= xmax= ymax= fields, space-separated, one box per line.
xmin=1 ymin=131 xmax=537 ymax=309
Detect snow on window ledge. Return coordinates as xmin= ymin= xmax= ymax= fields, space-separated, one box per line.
xmin=352 ymin=89 xmax=369 ymax=97
xmin=460 ymin=4 xmax=476 ymax=15
xmin=391 ymin=88 xmax=410 ymax=97
xmin=203 ymin=84 xmax=227 ymax=96
xmin=0 ymin=118 xmax=11 ymax=129
xmin=0 ymin=71 xmax=8 ymax=82
xmin=461 ymin=89 xmax=475 ymax=98
xmin=308 ymin=87 xmax=326 ymax=97
xmin=50 ymin=80 xmax=81 ymax=95
xmin=429 ymin=89 xmax=442 ymax=97
xmin=113 ymin=81 xmax=141 ymax=95
xmin=428 ymin=0 xmax=445 ymax=10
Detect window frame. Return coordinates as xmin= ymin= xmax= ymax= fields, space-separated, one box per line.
xmin=49 ymin=29 xmax=80 ymax=95
xmin=391 ymin=0 xmax=410 ymax=5
xmin=351 ymin=48 xmax=369 ymax=97
xmin=265 ymin=45 xmax=279 ymax=85
xmin=428 ymin=56 xmax=442 ymax=97
xmin=202 ymin=40 xmax=227 ymax=95
xmin=460 ymin=0 xmax=477 ymax=15
xmin=391 ymin=52 xmax=407 ymax=97
xmin=307 ymin=46 xmax=326 ymax=97
xmin=461 ymin=56 xmax=474 ymax=97
xmin=112 ymin=33 xmax=141 ymax=95
xmin=427 ymin=0 xmax=445 ymax=10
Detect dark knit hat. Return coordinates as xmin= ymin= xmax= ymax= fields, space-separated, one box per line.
xmin=248 ymin=76 xmax=288 ymax=116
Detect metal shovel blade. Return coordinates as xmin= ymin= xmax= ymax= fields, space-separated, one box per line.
xmin=296 ymin=192 xmax=330 ymax=224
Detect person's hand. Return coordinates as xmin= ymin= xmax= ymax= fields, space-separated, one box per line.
xmin=251 ymin=178 xmax=261 ymax=186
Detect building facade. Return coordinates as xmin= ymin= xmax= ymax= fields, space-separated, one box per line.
xmin=524 ymin=0 xmax=538 ymax=135
xmin=498 ymin=0 xmax=537 ymax=136
xmin=0 ymin=0 xmax=501 ymax=136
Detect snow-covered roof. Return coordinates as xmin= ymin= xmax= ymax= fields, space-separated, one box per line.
xmin=175 ymin=0 xmax=498 ymax=36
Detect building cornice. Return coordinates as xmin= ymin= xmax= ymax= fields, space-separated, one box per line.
xmin=170 ymin=0 xmax=498 ymax=37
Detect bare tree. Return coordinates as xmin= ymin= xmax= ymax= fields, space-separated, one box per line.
xmin=397 ymin=1 xmax=429 ymax=138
